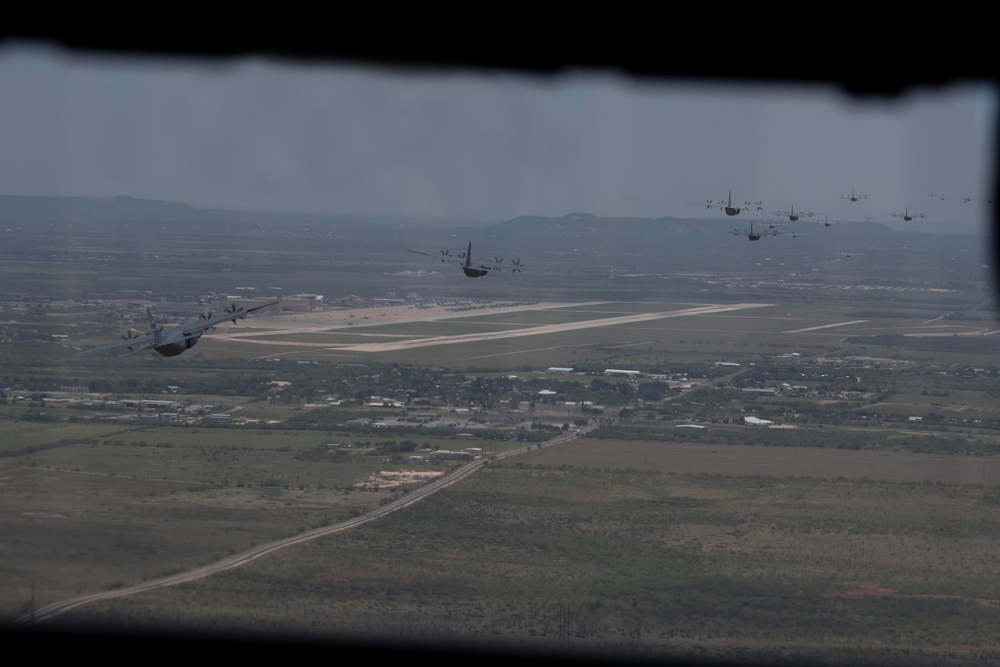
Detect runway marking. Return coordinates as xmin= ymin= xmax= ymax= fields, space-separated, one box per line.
xmin=228 ymin=302 xmax=775 ymax=354
xmin=783 ymin=320 xmax=868 ymax=334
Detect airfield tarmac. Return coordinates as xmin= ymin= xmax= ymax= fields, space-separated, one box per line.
xmin=223 ymin=300 xmax=775 ymax=353
xmin=242 ymin=300 xmax=606 ymax=333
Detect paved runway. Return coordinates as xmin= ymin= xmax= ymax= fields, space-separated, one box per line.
xmin=228 ymin=301 xmax=774 ymax=353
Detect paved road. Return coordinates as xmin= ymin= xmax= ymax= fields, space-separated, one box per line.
xmin=13 ymin=424 xmax=598 ymax=625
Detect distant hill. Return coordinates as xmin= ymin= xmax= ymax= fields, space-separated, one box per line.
xmin=0 ymin=195 xmax=198 ymax=222
xmin=0 ymin=196 xmax=980 ymax=258
xmin=0 ymin=195 xmax=487 ymax=230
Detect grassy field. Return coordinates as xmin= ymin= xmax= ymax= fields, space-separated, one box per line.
xmin=34 ymin=439 xmax=1000 ymax=663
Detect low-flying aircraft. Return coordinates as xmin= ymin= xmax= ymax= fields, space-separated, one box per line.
xmin=771 ymin=205 xmax=815 ymax=222
xmin=841 ymin=190 xmax=868 ymax=202
xmin=74 ymin=301 xmax=279 ymax=358
xmin=693 ymin=190 xmax=754 ymax=216
xmin=409 ymin=241 xmax=523 ymax=278
xmin=732 ymin=221 xmax=775 ymax=241
xmin=815 ymin=217 xmax=849 ymax=228
xmin=889 ymin=207 xmax=925 ymax=221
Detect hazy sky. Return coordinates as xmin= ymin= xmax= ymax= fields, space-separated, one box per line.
xmin=0 ymin=40 xmax=995 ymax=233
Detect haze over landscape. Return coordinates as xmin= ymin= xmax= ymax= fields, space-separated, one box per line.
xmin=0 ymin=40 xmax=994 ymax=234
xmin=5 ymin=36 xmax=1000 ymax=666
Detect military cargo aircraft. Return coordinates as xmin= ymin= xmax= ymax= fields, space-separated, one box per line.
xmin=74 ymin=301 xmax=278 ymax=357
xmin=408 ymin=241 xmax=523 ymax=277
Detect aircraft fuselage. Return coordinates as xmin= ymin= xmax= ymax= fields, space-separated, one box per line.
xmin=150 ymin=318 xmax=206 ymax=357
xmin=463 ymin=267 xmax=489 ymax=278
xmin=153 ymin=341 xmax=194 ymax=357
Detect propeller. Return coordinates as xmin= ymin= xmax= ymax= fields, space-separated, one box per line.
xmin=494 ymin=257 xmax=503 ymax=264
xmin=120 ymin=329 xmax=143 ymax=351
xmin=510 ymin=259 xmax=523 ymax=273
xmin=225 ymin=303 xmax=243 ymax=323
xmin=198 ymin=311 xmax=217 ymax=330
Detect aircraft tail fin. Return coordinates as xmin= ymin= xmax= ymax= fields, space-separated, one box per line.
xmin=465 ymin=241 xmax=472 ymax=268
xmin=146 ymin=308 xmax=163 ymax=346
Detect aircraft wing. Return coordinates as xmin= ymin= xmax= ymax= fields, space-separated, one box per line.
xmin=74 ymin=332 xmax=156 ymax=357
xmin=408 ymin=249 xmax=464 ymax=265
xmin=475 ymin=256 xmax=525 ymax=272
xmin=246 ymin=300 xmax=279 ymax=314
xmin=197 ymin=300 xmax=280 ymax=329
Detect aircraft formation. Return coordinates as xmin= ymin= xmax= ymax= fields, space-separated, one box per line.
xmin=74 ymin=184 xmax=988 ymax=357
xmin=692 ymin=189 xmax=864 ymax=241
xmin=695 ymin=186 xmax=994 ymax=241
xmin=79 ymin=240 xmax=526 ymax=358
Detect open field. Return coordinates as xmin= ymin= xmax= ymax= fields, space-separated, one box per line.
xmin=515 ymin=438 xmax=1000 ymax=486
xmin=37 ymin=443 xmax=1000 ymax=663
xmin=0 ymin=432 xmax=486 ymax=616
